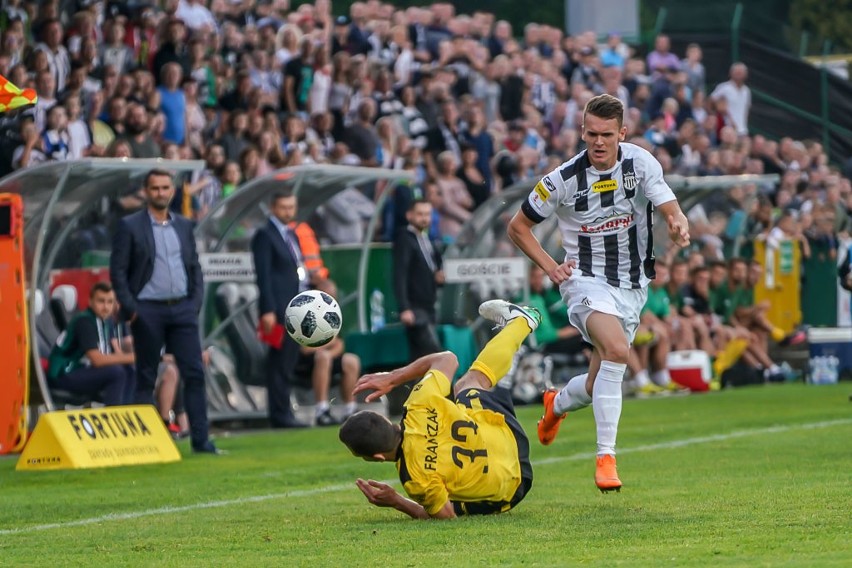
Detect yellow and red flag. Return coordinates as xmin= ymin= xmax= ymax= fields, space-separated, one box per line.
xmin=0 ymin=74 xmax=37 ymax=113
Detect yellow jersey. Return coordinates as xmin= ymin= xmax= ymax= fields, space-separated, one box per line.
xmin=396 ymin=370 xmax=523 ymax=516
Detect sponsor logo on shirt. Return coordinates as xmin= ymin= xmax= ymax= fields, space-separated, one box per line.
xmin=592 ymin=179 xmax=618 ymax=193
xmin=580 ymin=213 xmax=635 ymax=234
xmin=534 ymin=181 xmax=550 ymax=202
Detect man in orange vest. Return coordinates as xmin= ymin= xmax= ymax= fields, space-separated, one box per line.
xmin=289 ymin=219 xmax=330 ymax=283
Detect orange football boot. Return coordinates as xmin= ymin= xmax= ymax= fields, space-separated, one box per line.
xmin=537 ymin=388 xmax=566 ymax=446
xmin=595 ymin=454 xmax=622 ymax=493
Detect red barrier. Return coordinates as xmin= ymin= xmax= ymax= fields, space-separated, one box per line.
xmin=0 ymin=193 xmax=29 ymax=454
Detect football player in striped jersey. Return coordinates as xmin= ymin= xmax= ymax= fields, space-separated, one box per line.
xmin=508 ymin=93 xmax=690 ymax=492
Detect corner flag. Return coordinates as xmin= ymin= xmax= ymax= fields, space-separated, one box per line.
xmin=0 ymin=74 xmax=37 ymax=113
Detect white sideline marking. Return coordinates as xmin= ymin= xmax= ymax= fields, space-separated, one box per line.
xmin=2 ymin=418 xmax=850 ymax=536
xmin=532 ymin=418 xmax=852 ymax=465
xmin=0 ymin=482 xmax=357 ymax=536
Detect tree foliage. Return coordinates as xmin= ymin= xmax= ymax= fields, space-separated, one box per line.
xmin=790 ymin=0 xmax=852 ymax=52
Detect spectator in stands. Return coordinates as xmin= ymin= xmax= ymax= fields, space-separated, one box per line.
xmin=47 ymin=282 xmax=135 ymax=406
xmin=283 ymin=37 xmax=315 ymax=116
xmin=176 ymin=0 xmax=217 ymax=33
xmin=375 ymin=115 xmax=400 ymax=169
xmin=309 ymin=43 xmax=332 ymax=115
xmin=217 ymin=110 xmax=250 ymax=162
xmin=40 ymin=90 xmax=67 ymax=150
xmin=571 ymin=46 xmax=602 ymax=92
xmin=393 ymin=199 xmax=444 ymax=362
xmin=425 ymin=99 xmax=463 ymax=176
xmin=11 ymin=116 xmax=43 ymax=171
xmin=710 ymin=62 xmax=751 ymax=137
xmin=158 ymin=62 xmax=187 ymax=145
xmin=647 ymin=34 xmax=679 ymax=78
xmin=457 ymin=142 xmax=490 ymax=210
xmin=152 ymin=16 xmax=190 ymax=85
xmin=681 ymin=43 xmax=705 ymax=95
xmin=487 ymin=19 xmax=512 ymax=58
xmin=600 ymin=32 xmax=627 ymax=70
xmin=99 ymin=18 xmax=134 ymax=75
xmin=238 ymin=145 xmax=263 ymax=182
xmin=121 ymin=102 xmax=160 ymax=159
xmin=218 ymin=160 xmax=242 ymax=199
xmin=34 ymin=18 xmax=70 ymax=93
xmin=32 ymin=68 xmax=57 ymax=133
xmin=460 ymin=104 xmax=494 ymax=195
xmin=344 ymin=98 xmax=380 ymax=167
xmin=63 ymin=94 xmax=92 ymax=159
xmin=433 ymin=150 xmax=473 ymax=243
xmin=765 ymin=209 xmax=811 ymax=260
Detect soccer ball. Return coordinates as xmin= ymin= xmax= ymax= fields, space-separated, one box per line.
xmin=285 ymin=290 xmax=342 ymax=347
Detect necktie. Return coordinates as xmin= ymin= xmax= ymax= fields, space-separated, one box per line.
xmin=284 ymin=228 xmax=309 ymax=289
xmin=416 ymin=231 xmax=437 ymax=273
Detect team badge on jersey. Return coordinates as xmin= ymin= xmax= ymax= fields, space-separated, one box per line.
xmin=623 ymin=170 xmax=638 ymax=191
xmin=591 ymin=179 xmax=618 ymax=193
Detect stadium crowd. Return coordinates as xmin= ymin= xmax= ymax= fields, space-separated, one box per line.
xmin=10 ymin=0 xmax=848 ymax=398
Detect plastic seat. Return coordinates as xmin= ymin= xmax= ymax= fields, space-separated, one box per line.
xmin=50 ymin=284 xmax=78 ymax=332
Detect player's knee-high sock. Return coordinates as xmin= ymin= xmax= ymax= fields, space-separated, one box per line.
xmin=593 ymin=361 xmax=627 ymax=456
xmin=553 ymin=373 xmax=591 ymax=414
xmin=470 ymin=318 xmax=531 ymax=387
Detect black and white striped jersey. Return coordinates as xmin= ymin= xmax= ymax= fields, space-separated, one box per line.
xmin=521 ymin=143 xmax=676 ymax=289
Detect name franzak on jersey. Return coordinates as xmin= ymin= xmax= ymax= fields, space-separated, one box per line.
xmin=424 ymin=408 xmax=438 ymax=471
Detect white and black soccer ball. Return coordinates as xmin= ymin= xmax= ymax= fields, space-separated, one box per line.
xmin=285 ymin=290 xmax=342 ymax=347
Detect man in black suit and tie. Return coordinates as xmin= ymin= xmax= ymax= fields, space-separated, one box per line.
xmin=393 ymin=199 xmax=444 ymax=361
xmin=110 ymin=168 xmax=219 ymax=454
xmin=251 ymin=190 xmax=308 ymax=428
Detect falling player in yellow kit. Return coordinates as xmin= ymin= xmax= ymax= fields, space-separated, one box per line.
xmin=339 ymin=300 xmax=541 ymax=519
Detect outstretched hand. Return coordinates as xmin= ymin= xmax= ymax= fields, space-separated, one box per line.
xmin=667 ymin=214 xmax=691 ymax=248
xmin=352 ymin=372 xmax=396 ymax=402
xmin=547 ymin=259 xmax=577 ymax=285
xmin=356 ymin=478 xmax=400 ymax=508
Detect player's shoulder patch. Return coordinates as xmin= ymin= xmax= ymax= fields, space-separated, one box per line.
xmin=533 ymin=176 xmax=556 ymax=202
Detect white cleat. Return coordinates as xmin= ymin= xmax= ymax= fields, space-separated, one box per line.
xmin=478 ymin=300 xmax=542 ymax=332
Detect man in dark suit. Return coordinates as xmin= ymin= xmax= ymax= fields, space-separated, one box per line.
xmin=110 ymin=168 xmax=219 ymax=454
xmin=251 ymin=190 xmax=308 ymax=428
xmin=393 ymin=199 xmax=444 ymax=361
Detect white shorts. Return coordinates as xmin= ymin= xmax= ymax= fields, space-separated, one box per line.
xmin=559 ymin=276 xmax=648 ymax=345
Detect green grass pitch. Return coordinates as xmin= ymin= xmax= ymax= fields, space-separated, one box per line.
xmin=1 ymin=383 xmax=850 ymax=567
